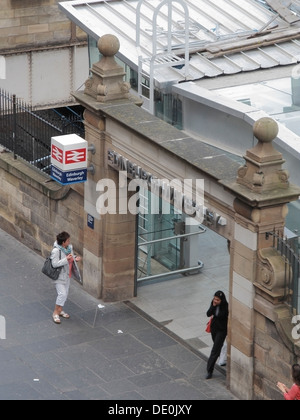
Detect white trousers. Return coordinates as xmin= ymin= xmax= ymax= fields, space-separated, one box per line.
xmin=55 ymin=278 xmax=70 ymax=307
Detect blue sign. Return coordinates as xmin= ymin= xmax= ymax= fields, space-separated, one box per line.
xmin=87 ymin=214 xmax=94 ymax=230
xmin=51 ymin=165 xmax=87 ymax=185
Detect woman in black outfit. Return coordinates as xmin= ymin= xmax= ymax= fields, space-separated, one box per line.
xmin=206 ymin=290 xmax=229 ymax=379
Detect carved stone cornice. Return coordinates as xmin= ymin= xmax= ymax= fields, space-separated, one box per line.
xmin=256 ymin=247 xmax=290 ymax=295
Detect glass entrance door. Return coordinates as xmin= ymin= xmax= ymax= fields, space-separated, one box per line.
xmin=136 ymin=188 xmax=205 ymax=284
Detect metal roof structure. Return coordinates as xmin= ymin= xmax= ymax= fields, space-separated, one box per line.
xmin=59 ymin=0 xmax=300 ymax=85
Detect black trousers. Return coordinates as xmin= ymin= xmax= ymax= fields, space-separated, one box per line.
xmin=207 ymin=329 xmax=227 ymax=374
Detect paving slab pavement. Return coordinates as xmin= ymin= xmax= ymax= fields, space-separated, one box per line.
xmin=0 ymin=228 xmax=238 ymax=401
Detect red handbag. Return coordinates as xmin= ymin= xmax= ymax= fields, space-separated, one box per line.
xmin=205 ymin=316 xmax=213 ymax=333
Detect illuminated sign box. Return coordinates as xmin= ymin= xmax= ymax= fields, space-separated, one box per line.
xmin=51 ymin=134 xmax=88 ymax=185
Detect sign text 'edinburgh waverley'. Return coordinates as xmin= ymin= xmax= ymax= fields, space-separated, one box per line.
xmin=51 ymin=134 xmax=88 ymax=185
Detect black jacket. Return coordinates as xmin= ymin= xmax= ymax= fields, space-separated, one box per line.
xmin=206 ymin=300 xmax=228 ymax=335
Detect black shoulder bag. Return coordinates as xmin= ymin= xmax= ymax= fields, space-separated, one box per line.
xmin=42 ymin=249 xmax=62 ymax=280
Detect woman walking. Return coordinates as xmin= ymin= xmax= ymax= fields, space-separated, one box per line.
xmin=205 ymin=290 xmax=229 ymax=379
xmin=51 ymin=231 xmax=81 ymax=324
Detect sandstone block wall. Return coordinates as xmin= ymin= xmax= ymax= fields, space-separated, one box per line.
xmin=0 ymin=151 xmax=84 ymax=260
xmin=254 ymin=313 xmax=300 ymax=400
xmin=0 ymin=0 xmax=87 ymax=52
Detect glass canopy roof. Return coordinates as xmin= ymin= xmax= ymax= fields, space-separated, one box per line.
xmin=215 ymin=75 xmax=300 ymax=136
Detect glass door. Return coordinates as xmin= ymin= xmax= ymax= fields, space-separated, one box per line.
xmin=136 ymin=187 xmax=205 ymax=283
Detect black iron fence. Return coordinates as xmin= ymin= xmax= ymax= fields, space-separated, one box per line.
xmin=266 ymin=230 xmax=300 ymax=315
xmin=0 ymin=89 xmax=84 ymax=174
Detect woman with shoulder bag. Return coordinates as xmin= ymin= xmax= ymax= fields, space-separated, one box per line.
xmin=51 ymin=231 xmax=81 ymax=324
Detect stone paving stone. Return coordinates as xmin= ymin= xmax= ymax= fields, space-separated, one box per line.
xmin=63 ymin=367 xmax=106 ymax=388
xmin=138 ymin=379 xmax=206 ymax=400
xmin=58 ymin=327 xmax=110 ymax=346
xmin=54 ymin=342 xmax=107 ymax=369
xmin=90 ymin=358 xmax=136 ymax=382
xmin=4 ymin=302 xmax=51 ymax=326
xmin=89 ymin=334 xmax=151 ymax=359
xmin=23 ymin=337 xmax=66 ymax=354
xmin=119 ymin=351 xmax=174 ymax=375
xmin=155 ymin=343 xmax=203 ymax=365
xmin=0 ymin=383 xmax=44 ymax=400
xmin=103 ymin=314 xmax=152 ymax=334
xmin=105 ymin=390 xmax=145 ymax=401
xmin=98 ymin=378 xmax=138 ymax=397
xmin=128 ymin=370 xmax=171 ymax=388
xmin=161 ymin=365 xmax=189 ymax=380
xmin=29 ymin=381 xmax=69 ymax=400
xmin=0 ymin=359 xmax=37 ymax=385
xmin=131 ymin=325 xmax=179 ymax=349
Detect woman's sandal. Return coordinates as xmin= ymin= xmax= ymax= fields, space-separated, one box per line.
xmin=59 ymin=311 xmax=70 ymax=319
xmin=52 ymin=314 xmax=61 ymax=324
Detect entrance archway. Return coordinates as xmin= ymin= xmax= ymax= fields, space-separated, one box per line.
xmin=133 ymin=225 xmax=230 ymax=364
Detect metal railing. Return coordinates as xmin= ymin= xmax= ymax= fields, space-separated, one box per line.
xmin=0 ymin=89 xmax=84 ymax=174
xmin=266 ymin=230 xmax=300 ymax=315
xmin=137 ymin=227 xmax=206 ymax=282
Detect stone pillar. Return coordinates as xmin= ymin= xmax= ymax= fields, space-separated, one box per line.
xmin=72 ymin=34 xmax=141 ymax=301
xmin=221 ymin=117 xmax=300 ymax=399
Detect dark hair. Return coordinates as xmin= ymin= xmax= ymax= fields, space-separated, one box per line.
xmin=214 ymin=290 xmax=227 ymax=303
xmin=56 ymin=231 xmax=70 ymax=245
xmin=292 ymin=364 xmax=300 ymax=386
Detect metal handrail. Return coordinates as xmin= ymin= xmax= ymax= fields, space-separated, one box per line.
xmin=137 ymin=225 xmax=206 ymax=283
xmin=138 ymin=226 xmax=206 ymax=247
xmin=137 ymin=261 xmax=204 ymax=283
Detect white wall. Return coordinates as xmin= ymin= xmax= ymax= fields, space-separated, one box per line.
xmin=0 ymin=45 xmax=89 ymax=108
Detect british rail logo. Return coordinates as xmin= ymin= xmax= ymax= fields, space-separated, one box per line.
xmin=52 ymin=146 xmax=86 ymax=165
xmin=51 ymin=145 xmax=63 ymax=164
xmin=65 ymin=148 xmax=87 ymax=164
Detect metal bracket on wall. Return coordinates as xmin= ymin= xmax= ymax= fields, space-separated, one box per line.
xmin=87 ymin=164 xmax=95 ymax=175
xmin=88 ymin=144 xmax=96 ymax=154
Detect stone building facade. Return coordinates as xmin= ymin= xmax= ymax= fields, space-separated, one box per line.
xmin=0 ymin=34 xmax=300 ymax=399
xmin=0 ymin=0 xmax=85 ymax=50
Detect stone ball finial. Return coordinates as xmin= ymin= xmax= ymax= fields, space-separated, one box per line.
xmin=253 ymin=117 xmax=279 ymax=143
xmin=97 ymin=34 xmax=120 ymax=57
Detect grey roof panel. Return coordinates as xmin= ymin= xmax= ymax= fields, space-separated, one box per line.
xmin=211 ymin=55 xmax=244 ymax=74
xmin=243 ymin=47 xmax=281 ymax=67
xmin=226 ymin=52 xmax=261 ymax=71
xmin=275 ymin=39 xmax=300 ymax=60
xmin=261 ymin=44 xmax=298 ymax=65
xmin=59 ymin=0 xmax=300 ymax=82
